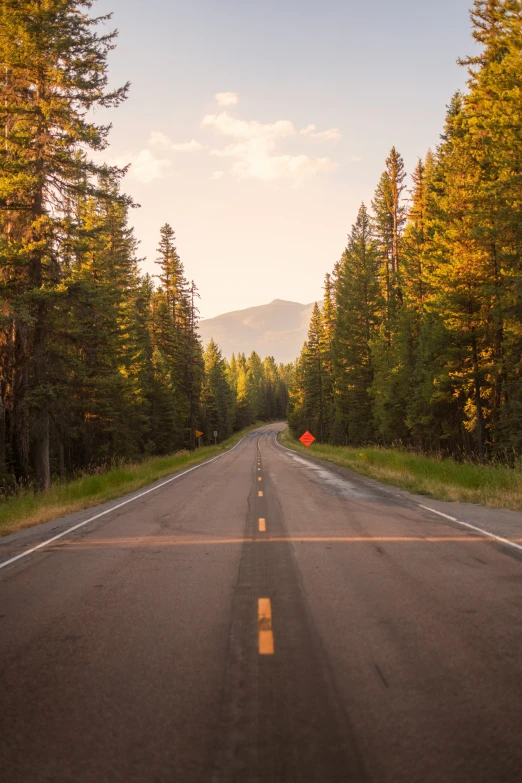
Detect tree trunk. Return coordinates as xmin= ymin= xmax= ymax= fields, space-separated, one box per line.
xmin=33 ymin=305 xmax=50 ymax=491
xmin=0 ymin=393 xmax=6 ymax=475
xmin=34 ymin=409 xmax=50 ymax=490
xmin=471 ymin=330 xmax=485 ymax=462
xmin=59 ymin=441 xmax=65 ymax=478
xmin=13 ymin=320 xmax=31 ymax=480
xmin=31 ymin=69 xmax=51 ymax=492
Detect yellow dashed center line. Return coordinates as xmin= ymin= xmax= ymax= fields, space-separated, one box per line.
xmin=259 ymin=518 xmax=266 ymax=532
xmin=258 ymin=598 xmax=274 ymax=655
xmin=258 ymin=490 xmax=263 ymax=497
xmin=258 ymin=476 xmax=262 ymax=482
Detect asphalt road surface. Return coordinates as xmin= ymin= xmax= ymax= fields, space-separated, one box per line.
xmin=1 ymin=423 xmax=522 ymax=782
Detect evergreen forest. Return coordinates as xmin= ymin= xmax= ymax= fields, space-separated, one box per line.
xmin=289 ymin=0 xmax=522 ymax=463
xmin=0 ymin=1 xmax=290 ymax=494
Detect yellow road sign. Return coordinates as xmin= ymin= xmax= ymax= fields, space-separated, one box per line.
xmin=195 ymin=430 xmax=204 ymax=438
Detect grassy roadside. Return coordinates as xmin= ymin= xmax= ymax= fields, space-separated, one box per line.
xmin=279 ymin=428 xmax=522 ymax=511
xmin=0 ymin=423 xmax=265 ymax=537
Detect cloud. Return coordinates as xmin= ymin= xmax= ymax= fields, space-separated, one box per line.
xmin=202 ymin=111 xmax=295 ymax=142
xmin=213 ymin=145 xmax=335 ymax=181
xmin=216 ymin=91 xmax=239 ymax=106
xmin=123 ymin=149 xmax=172 ymax=183
xmin=350 ymin=156 xmax=362 ymax=162
xmin=299 ymin=124 xmax=342 ymax=141
xmin=245 ymin=154 xmax=334 ymax=181
xmin=201 ymin=110 xmax=337 ymax=182
xmin=149 ymin=131 xmax=204 ymax=152
xmin=111 ymin=101 xmax=341 ymax=186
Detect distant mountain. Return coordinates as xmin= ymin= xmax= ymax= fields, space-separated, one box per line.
xmin=197 ymin=299 xmax=318 ymax=364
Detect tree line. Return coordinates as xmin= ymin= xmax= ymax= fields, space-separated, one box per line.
xmin=0 ymin=1 xmax=290 ymax=493
xmin=289 ymin=0 xmax=522 ymax=462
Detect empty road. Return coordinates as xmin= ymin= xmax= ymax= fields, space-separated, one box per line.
xmin=1 ymin=423 xmax=522 ymax=782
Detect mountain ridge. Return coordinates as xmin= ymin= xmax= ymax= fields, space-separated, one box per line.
xmin=197 ymin=298 xmax=319 ymax=364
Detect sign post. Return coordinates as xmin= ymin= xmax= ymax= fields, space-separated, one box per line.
xmin=195 ymin=429 xmax=204 ymax=447
xmin=213 ymin=430 xmax=218 ymax=445
xmin=299 ymin=430 xmax=316 ymax=448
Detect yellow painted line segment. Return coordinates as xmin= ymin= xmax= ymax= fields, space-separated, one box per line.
xmin=259 ymin=518 xmax=266 ymax=532
xmin=258 ymin=490 xmax=263 ymax=497
xmin=258 ymin=476 xmax=262 ymax=482
xmin=258 ymin=598 xmax=274 ymax=655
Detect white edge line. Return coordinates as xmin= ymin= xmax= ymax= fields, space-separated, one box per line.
xmin=274 ymin=431 xmax=298 ymax=456
xmin=418 ymin=504 xmax=522 ymax=555
xmin=276 ymin=431 xmax=522 ymax=557
xmin=0 ymin=434 xmax=250 ymax=572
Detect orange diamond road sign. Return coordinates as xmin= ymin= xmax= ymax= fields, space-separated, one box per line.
xmin=299 ymin=431 xmax=316 ymax=448
xmin=195 ymin=430 xmax=204 ymax=438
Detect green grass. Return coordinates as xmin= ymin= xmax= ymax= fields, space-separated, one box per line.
xmin=279 ymin=428 xmax=522 ymax=511
xmin=0 ymin=423 xmax=264 ymax=537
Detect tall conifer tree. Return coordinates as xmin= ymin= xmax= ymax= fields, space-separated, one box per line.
xmin=332 ymin=205 xmax=382 ymax=443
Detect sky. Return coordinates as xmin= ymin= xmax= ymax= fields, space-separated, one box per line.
xmin=94 ymin=0 xmax=476 ymax=318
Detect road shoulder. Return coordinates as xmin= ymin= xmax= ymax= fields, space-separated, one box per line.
xmin=276 ymin=432 xmax=522 ymax=555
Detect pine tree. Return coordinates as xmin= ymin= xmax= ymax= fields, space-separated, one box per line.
xmin=320 ymin=273 xmax=335 ymax=439
xmin=232 ymin=353 xmax=254 ymax=429
xmin=153 ymin=224 xmax=202 ymax=449
xmin=370 ymin=148 xmax=409 ymax=442
xmin=403 ymin=153 xmax=435 ymax=310
xmin=200 ymin=340 xmax=233 ymax=442
xmin=155 ymin=224 xmax=188 ymax=324
xmin=372 ymin=147 xmax=407 ymax=317
xmin=287 ymin=348 xmax=307 ymax=438
xmin=246 ymin=351 xmax=265 ymax=421
xmin=183 ymin=281 xmax=204 ymax=448
xmin=300 ymin=304 xmax=327 ymax=442
xmin=399 ymin=152 xmax=443 ymax=449
xmin=332 ymin=205 xmax=382 ymax=444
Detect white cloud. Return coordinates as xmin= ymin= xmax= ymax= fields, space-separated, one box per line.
xmin=149 ymin=131 xmax=204 ymax=152
xmin=231 ymin=153 xmax=335 ymax=181
xmin=114 ymin=103 xmax=341 ymax=186
xmin=216 ymin=91 xmax=239 ymax=106
xmin=299 ymin=124 xmax=342 ymax=141
xmin=202 ymin=111 xmax=295 ymax=142
xmin=121 ymin=149 xmax=173 ymax=183
xmin=202 ymin=110 xmax=336 ymax=182
xmin=351 ymin=156 xmax=362 ymax=162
